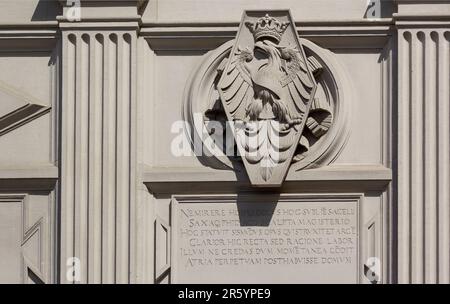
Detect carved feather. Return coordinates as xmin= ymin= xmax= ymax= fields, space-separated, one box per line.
xmin=218 ymin=46 xmax=254 ymax=121
xmin=279 ymin=45 xmax=315 ymax=122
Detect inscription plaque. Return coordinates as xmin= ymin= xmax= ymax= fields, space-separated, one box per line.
xmin=171 ymin=195 xmax=360 ymax=283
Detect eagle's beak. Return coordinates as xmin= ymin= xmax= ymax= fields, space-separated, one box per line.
xmin=254 ymin=41 xmax=265 ymax=50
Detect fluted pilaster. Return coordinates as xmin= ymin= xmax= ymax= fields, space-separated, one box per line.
xmin=398 ymin=29 xmax=450 ymax=283
xmin=60 ymin=30 xmax=137 ymax=283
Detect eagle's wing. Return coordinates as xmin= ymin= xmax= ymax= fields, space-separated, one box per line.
xmin=218 ymin=46 xmax=254 ymax=121
xmin=280 ymin=45 xmax=315 ymax=121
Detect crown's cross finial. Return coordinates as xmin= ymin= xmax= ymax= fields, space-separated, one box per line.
xmin=245 ymin=14 xmax=290 ymax=44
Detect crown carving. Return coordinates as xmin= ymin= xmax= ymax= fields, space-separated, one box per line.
xmin=245 ymin=14 xmax=289 ymax=44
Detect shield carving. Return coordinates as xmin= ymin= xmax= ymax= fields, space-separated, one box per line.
xmin=217 ymin=11 xmax=318 ymax=187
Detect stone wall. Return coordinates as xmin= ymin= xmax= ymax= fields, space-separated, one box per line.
xmin=0 ymin=0 xmax=448 ymax=284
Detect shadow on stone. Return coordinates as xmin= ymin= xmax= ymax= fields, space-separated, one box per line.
xmin=236 ymin=193 xmax=279 ymax=226
xmin=31 ymin=0 xmax=61 ymax=22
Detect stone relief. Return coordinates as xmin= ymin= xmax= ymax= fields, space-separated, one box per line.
xmin=184 ymin=10 xmax=351 ymax=187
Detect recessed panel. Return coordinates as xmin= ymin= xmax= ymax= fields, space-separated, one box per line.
xmin=171 ymin=195 xmax=360 ymax=283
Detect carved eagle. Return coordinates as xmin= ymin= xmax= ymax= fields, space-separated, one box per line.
xmin=218 ymin=40 xmax=315 ymax=132
xmin=217 ymin=39 xmax=316 ymax=182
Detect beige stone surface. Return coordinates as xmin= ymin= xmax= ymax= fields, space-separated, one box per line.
xmin=0 ymin=0 xmax=448 ymax=284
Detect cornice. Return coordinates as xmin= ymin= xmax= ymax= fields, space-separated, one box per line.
xmin=394 ymin=0 xmax=450 ymax=26
xmin=143 ymin=165 xmax=392 ymax=198
xmin=57 ymin=0 xmax=148 ymax=9
xmin=0 ymin=28 xmax=58 ymax=51
xmin=0 ymin=165 xmax=58 ymax=192
xmin=395 ymin=0 xmax=450 ymax=3
xmin=57 ymin=0 xmax=148 ymax=26
xmin=141 ymin=21 xmax=394 ymax=51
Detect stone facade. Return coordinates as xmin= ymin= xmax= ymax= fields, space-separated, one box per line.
xmin=0 ymin=0 xmax=449 ymax=284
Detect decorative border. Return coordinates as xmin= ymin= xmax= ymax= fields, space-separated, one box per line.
xmin=0 ymin=194 xmax=47 ymax=284
xmin=168 ymin=193 xmax=363 ymax=284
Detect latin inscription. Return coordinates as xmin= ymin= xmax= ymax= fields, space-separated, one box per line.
xmin=173 ymin=200 xmax=358 ymax=283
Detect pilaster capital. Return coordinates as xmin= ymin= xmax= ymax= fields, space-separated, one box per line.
xmin=394 ymin=0 xmax=450 ymax=26
xmin=57 ymin=0 xmax=148 ymax=27
xmin=58 ymin=0 xmax=148 ymax=10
